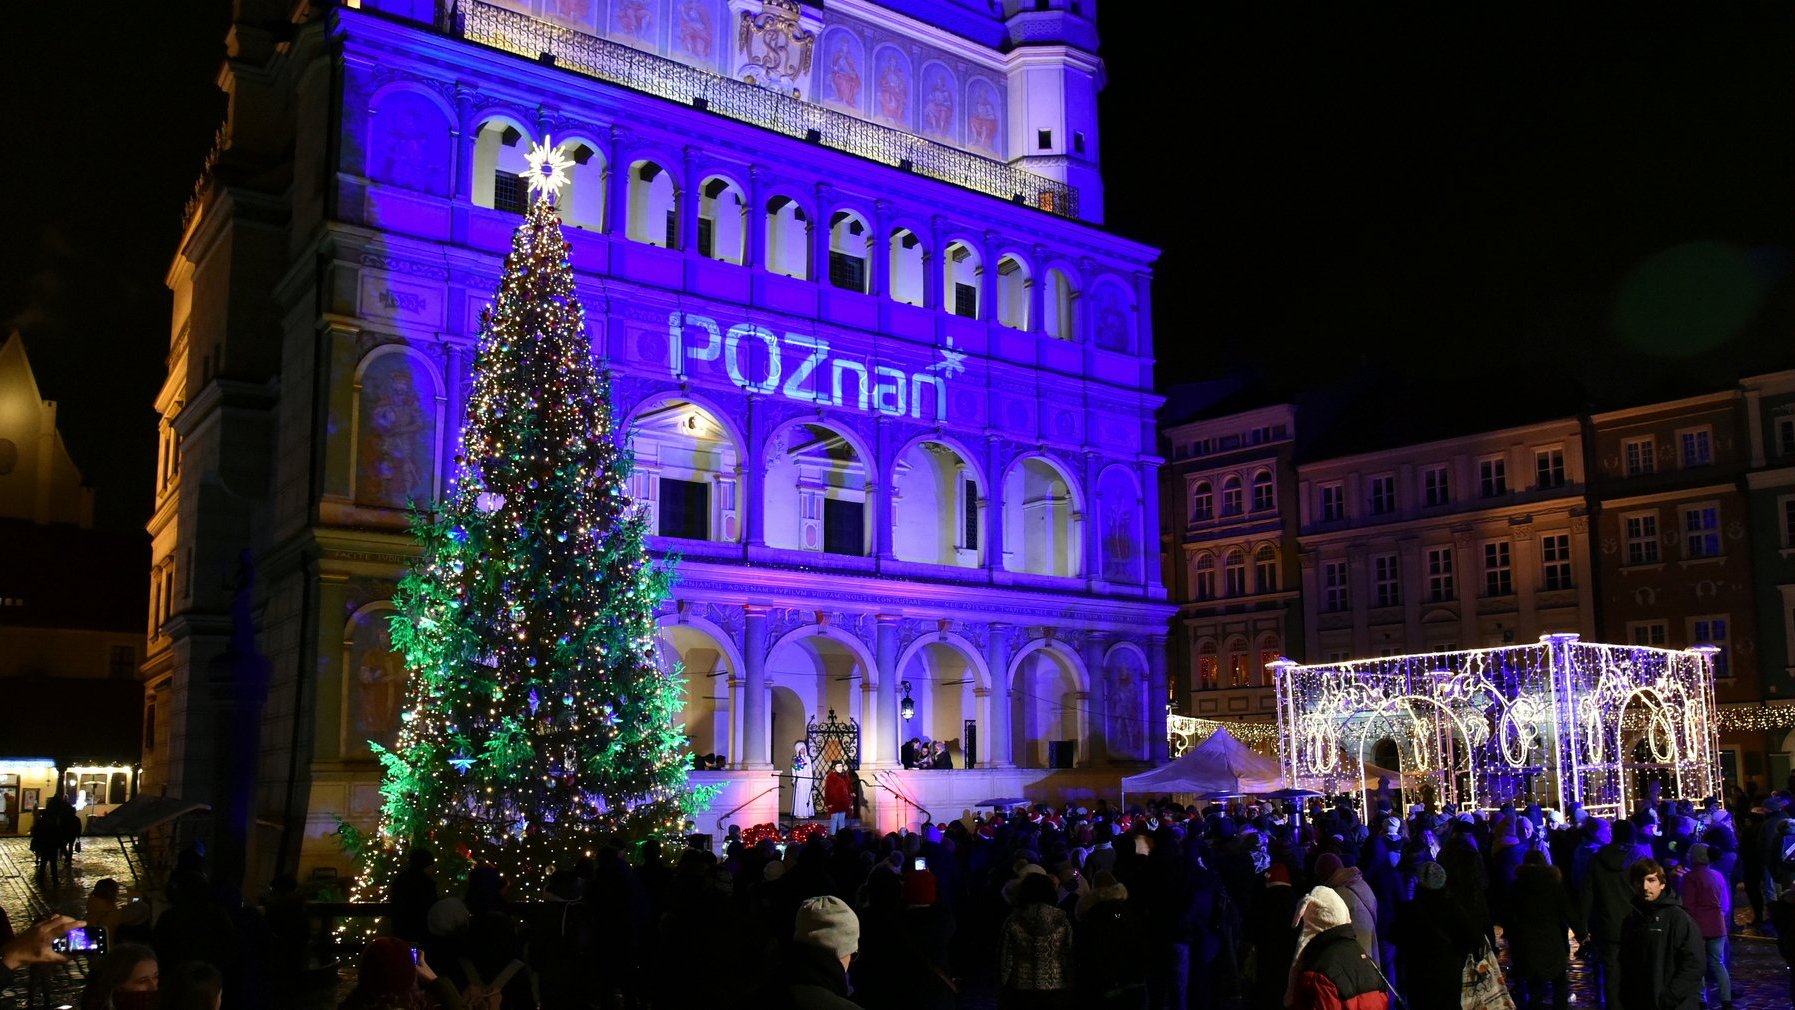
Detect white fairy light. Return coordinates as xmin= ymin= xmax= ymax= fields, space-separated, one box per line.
xmin=520 ymin=135 xmax=575 ymax=201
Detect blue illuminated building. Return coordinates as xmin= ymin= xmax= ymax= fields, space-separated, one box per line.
xmin=146 ymin=0 xmax=1171 ymax=881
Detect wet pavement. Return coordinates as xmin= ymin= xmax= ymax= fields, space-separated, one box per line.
xmin=3 ymin=834 xmax=1792 ymax=1008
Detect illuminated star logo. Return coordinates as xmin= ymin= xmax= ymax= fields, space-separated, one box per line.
xmin=928 ymin=337 xmax=967 ymax=378
xmin=520 ymin=135 xmax=575 ymax=201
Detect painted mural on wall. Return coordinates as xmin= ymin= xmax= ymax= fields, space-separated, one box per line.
xmin=1092 ymin=282 xmax=1134 ymax=353
xmin=920 ymin=63 xmax=955 ymax=141
xmin=821 ymin=29 xmax=863 ymax=111
xmin=349 ymin=611 xmax=406 ymax=753
xmin=368 ymin=90 xmax=454 ymax=196
xmin=355 ymin=351 xmax=438 ymax=510
xmin=1107 ymin=649 xmax=1147 ymax=761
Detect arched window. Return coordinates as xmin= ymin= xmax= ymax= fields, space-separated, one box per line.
xmin=996 ymin=255 xmax=1029 ymax=329
xmin=1258 ymin=634 xmax=1282 ymax=688
xmin=628 ymin=399 xmax=743 ymax=543
xmin=1002 ymin=456 xmax=1081 ymax=577
xmin=472 ymin=120 xmax=531 ymax=213
xmin=557 ymin=141 xmax=606 ymax=231
xmin=697 ymin=176 xmax=746 ymax=263
xmin=1044 ymin=267 xmax=1076 ymax=341
xmin=1223 ymin=550 xmax=1247 ymax=596
xmin=889 ymin=228 xmax=926 ymax=306
xmin=1226 ymin=637 xmax=1250 ymax=687
xmin=763 ymin=422 xmax=867 ymax=555
xmin=1191 ymin=482 xmax=1214 ymax=522
xmin=1221 ymin=476 xmax=1243 ymax=516
xmin=1197 ymin=640 xmax=1218 ymax=690
xmin=765 ymin=195 xmax=810 ymax=279
xmin=1193 ymin=553 xmax=1215 ymax=601
xmin=827 ymin=210 xmax=871 ymax=292
xmin=1252 ymin=470 xmax=1275 ymax=511
xmin=892 ymin=440 xmax=981 ymax=567
xmin=626 ymin=160 xmax=678 ymax=248
xmin=944 ymin=241 xmax=981 ymax=318
xmin=1255 ymin=545 xmax=1278 ymax=594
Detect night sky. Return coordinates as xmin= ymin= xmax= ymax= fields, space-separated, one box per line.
xmin=1 ymin=4 xmax=1788 ymax=533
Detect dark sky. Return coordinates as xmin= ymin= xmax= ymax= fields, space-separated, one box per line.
xmin=1 ymin=4 xmax=1789 ymax=533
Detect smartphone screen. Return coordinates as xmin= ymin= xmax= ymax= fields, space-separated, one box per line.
xmin=913 ymin=857 xmax=926 ymax=871
xmin=50 ymin=926 xmax=106 ymax=955
xmin=410 ymin=946 xmax=421 ymax=966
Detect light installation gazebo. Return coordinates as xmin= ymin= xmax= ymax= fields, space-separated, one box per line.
xmin=1273 ymin=634 xmax=1721 ymax=819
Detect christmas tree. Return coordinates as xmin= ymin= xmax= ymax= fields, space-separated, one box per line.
xmin=350 ymin=139 xmax=713 ymax=899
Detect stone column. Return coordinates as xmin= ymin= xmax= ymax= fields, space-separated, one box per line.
xmin=812 ymin=183 xmax=833 ymax=284
xmin=744 ymin=165 xmax=766 ymax=268
xmin=875 ymin=615 xmax=901 ymax=765
xmin=1147 ymin=634 xmax=1170 ymax=764
xmin=1026 ymin=244 xmax=1046 ymax=334
xmin=605 ymin=128 xmax=631 ymax=238
xmin=1081 ymin=632 xmax=1111 ymax=766
xmin=984 ymin=434 xmax=1007 ymax=579
xmin=678 ymin=146 xmax=701 ymax=254
xmin=873 ymin=417 xmax=895 ymax=561
xmin=924 ymin=215 xmax=945 ymax=310
xmin=1082 ymin=450 xmax=1103 ymax=587
xmin=741 ymin=605 xmax=770 ymax=768
xmin=1137 ymin=458 xmax=1162 ymax=595
xmin=869 ymin=200 xmax=891 ymax=297
xmin=743 ymin=395 xmax=766 ymax=549
xmin=978 ymin=230 xmax=999 ymax=322
xmin=985 ymin=623 xmax=1014 ymax=767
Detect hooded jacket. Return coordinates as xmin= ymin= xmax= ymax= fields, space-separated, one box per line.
xmin=1324 ymin=866 xmax=1379 ymax=966
xmin=1617 ymin=889 xmax=1704 ymax=1010
xmin=1286 ymin=887 xmax=1388 ymax=1010
xmin=1582 ymin=842 xmax=1638 ymax=943
xmin=998 ymin=901 xmax=1073 ymax=992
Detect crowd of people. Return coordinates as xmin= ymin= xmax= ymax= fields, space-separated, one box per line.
xmin=7 ymin=780 xmax=1795 ymax=1009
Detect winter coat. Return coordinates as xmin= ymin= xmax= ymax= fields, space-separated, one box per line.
xmin=1583 ymin=843 xmax=1638 ymax=943
xmin=1246 ymin=882 xmax=1303 ymax=1010
xmin=999 ymin=902 xmax=1074 ymax=993
xmin=1617 ymin=891 xmax=1705 ymax=1010
xmin=763 ymin=943 xmax=861 ymax=1010
xmin=1676 ymin=865 xmax=1730 ymax=939
xmin=1438 ymin=837 xmax=1491 ymax=937
xmin=1324 ymin=866 xmax=1379 ymax=967
xmin=1289 ymin=924 xmax=1390 ymax=1010
xmin=1074 ymin=897 xmax=1149 ymax=1001
xmin=1505 ymin=864 xmax=1584 ymax=979
xmin=822 ymin=771 xmax=852 ymax=815
xmin=1392 ymin=887 xmax=1476 ymax=1010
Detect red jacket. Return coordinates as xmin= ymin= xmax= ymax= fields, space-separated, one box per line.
xmin=1292 ymin=926 xmax=1390 ymax=1010
xmin=1678 ymin=865 xmax=1731 ymax=939
xmin=823 ymin=771 xmax=853 ymax=814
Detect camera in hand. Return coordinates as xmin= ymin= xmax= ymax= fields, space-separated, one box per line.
xmin=50 ymin=925 xmax=107 ymax=956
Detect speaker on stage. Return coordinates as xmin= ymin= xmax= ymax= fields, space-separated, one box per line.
xmin=1048 ymin=740 xmax=1076 ymax=769
xmin=963 ymin=720 xmax=978 ymax=769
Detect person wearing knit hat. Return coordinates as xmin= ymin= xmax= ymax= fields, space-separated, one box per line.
xmin=1247 ymin=862 xmax=1304 ymax=1008
xmin=769 ymin=895 xmax=862 ymax=1008
xmin=1286 ymin=886 xmax=1388 ymax=1009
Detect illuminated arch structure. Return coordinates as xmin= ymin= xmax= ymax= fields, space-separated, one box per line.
xmin=1273 ymin=634 xmax=1721 ymax=819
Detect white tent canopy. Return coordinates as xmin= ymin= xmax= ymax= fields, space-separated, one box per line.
xmin=1121 ymin=726 xmax=1285 ymax=797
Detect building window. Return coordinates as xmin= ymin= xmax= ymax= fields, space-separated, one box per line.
xmin=1423 ymin=466 xmax=1450 ymax=507
xmin=1197 ymin=642 xmax=1218 ymax=690
xmin=1624 ymin=436 xmax=1656 ymax=476
xmin=1479 ymin=457 xmax=1508 ymax=498
xmin=1373 ymin=554 xmax=1401 ymax=608
xmin=109 ymin=645 xmax=137 ymax=679
xmin=1777 ymin=416 xmax=1795 ymax=457
xmin=1426 ymin=546 xmax=1455 ymax=602
xmin=1223 ymin=550 xmax=1247 ymax=596
xmin=1323 ymin=560 xmax=1350 ymax=612
xmin=1320 ymin=483 xmax=1345 ymax=522
xmin=657 ymin=477 xmax=709 ymax=540
xmin=1541 ymin=533 xmax=1573 ymax=591
xmin=1691 ymin=616 xmax=1730 ymax=677
xmin=1194 ymin=554 xmax=1215 ymax=600
xmin=1228 ymin=641 xmax=1250 ymax=687
xmin=1369 ymin=475 xmax=1395 ymax=515
xmin=1251 ymin=470 xmax=1275 ymax=512
xmin=1037 ymin=128 xmax=1053 ymax=150
xmin=1535 ymin=447 xmax=1566 ymax=489
xmin=1254 ymin=545 xmax=1278 ymax=593
xmin=1625 ymin=512 xmax=1661 ymax=565
xmin=1782 ymin=496 xmax=1795 ymax=548
xmin=1629 ymin=620 xmax=1668 ymax=647
xmin=828 ymin=249 xmax=867 ymax=292
xmin=1221 ymin=476 xmax=1244 ymax=516
xmin=822 ymin=498 xmax=865 ymax=555
xmin=1679 ymin=427 xmax=1713 ymax=468
xmin=1483 ymin=541 xmax=1513 ymax=596
xmin=1190 ymin=482 xmax=1213 ymax=522
xmin=492 ymin=170 xmax=527 ymax=214
xmin=1681 ymin=504 xmax=1721 ymax=559
xmin=962 ymin=479 xmax=979 ymax=551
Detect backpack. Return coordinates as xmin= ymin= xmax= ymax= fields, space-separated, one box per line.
xmin=459 ymin=957 xmax=527 ymax=1010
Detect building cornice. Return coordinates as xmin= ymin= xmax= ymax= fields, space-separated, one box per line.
xmin=1597 ymin=483 xmax=1740 ymax=510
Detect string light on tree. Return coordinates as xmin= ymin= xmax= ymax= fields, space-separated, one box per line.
xmin=341 ymin=154 xmax=716 ymax=909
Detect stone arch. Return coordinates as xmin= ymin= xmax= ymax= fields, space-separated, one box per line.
xmin=1222 ymin=548 xmax=1247 ymax=597
xmin=894 ymin=633 xmax=992 ymax=767
xmin=1223 ymin=634 xmax=1250 ymax=687
xmin=1103 ymin=641 xmax=1151 ymax=761
xmin=1095 ymin=464 xmax=1143 ymax=585
xmin=627 ymin=395 xmax=746 ymax=542
xmin=1042 ymin=262 xmax=1079 ymax=341
xmin=1001 ymin=452 xmax=1084 ymax=578
xmin=1089 ymin=275 xmax=1137 ymax=353
xmin=942 ymin=237 xmax=983 ymax=319
xmin=342 ymin=601 xmax=404 ymax=757
xmin=766 ymin=625 xmax=876 ymax=766
xmin=995 ymin=252 xmax=1031 ymax=330
xmin=656 ymin=614 xmax=746 ymax=766
xmin=1251 ymin=467 xmax=1276 ymax=512
xmin=696 ymin=172 xmax=748 ymax=264
xmin=366 ymin=85 xmax=454 ymax=196
xmin=1191 ymin=550 xmax=1217 ymax=601
xmin=626 ymin=156 xmax=681 ymax=248
xmin=470 ymin=114 xmax=534 ymax=211
xmin=548 ymin=132 xmax=608 ymax=231
xmin=890 ymin=435 xmax=986 ymax=568
xmin=351 ymin=344 xmax=445 ymax=510
xmin=826 ymin=206 xmax=874 ymax=293
xmin=1254 ymin=543 xmax=1280 ymax=593
xmin=763 ymin=189 xmax=812 ymax=279
xmin=1007 ymin=638 xmax=1090 ymax=768
xmin=763 ymin=418 xmax=873 ymax=555
xmin=887 ymin=224 xmax=928 ymax=307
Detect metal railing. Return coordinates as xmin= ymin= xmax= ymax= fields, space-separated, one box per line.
xmin=455 ymin=0 xmax=1077 ymax=218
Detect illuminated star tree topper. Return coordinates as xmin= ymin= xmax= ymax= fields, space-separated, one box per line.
xmin=520 ymin=135 xmax=575 ymax=202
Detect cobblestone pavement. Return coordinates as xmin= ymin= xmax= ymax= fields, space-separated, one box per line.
xmin=3 ymin=834 xmax=1793 ymax=1008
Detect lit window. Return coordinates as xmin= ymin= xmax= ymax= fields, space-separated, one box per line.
xmin=1691 ymin=616 xmax=1730 ymax=677
xmin=1679 ymin=428 xmax=1713 ymax=468
xmin=1682 ymin=504 xmax=1721 ymax=559
xmin=1197 ymin=642 xmax=1218 ymax=690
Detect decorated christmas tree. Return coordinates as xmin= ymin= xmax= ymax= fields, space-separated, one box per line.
xmin=349 ymin=140 xmax=712 ymax=899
